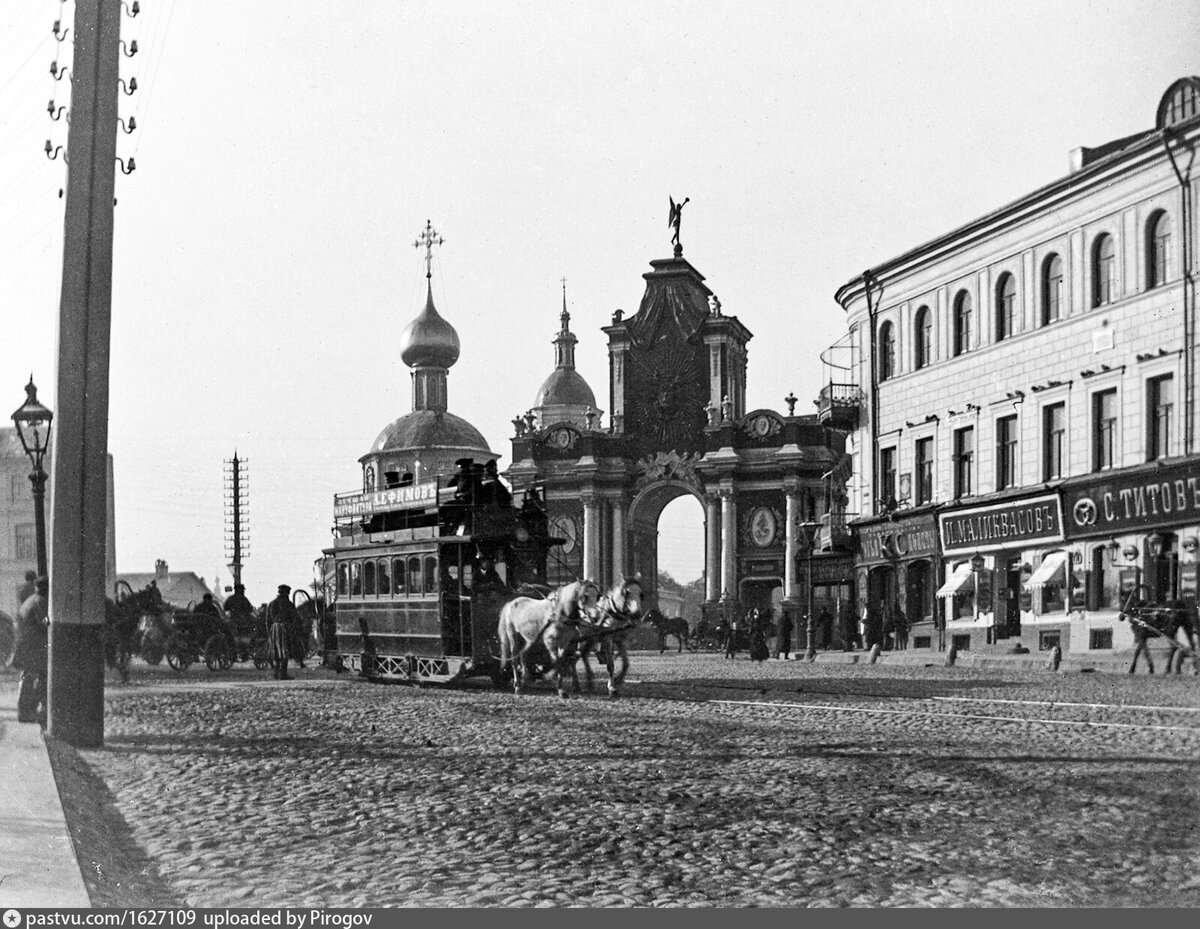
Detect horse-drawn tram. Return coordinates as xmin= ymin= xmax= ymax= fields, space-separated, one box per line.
xmin=325 ymin=458 xmax=559 ymax=685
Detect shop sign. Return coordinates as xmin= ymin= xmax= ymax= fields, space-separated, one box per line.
xmin=857 ymin=514 xmax=938 ymax=564
xmin=806 ymin=556 xmax=854 ymax=585
xmin=1063 ymin=460 xmax=1200 ymax=538
xmin=939 ymin=493 xmax=1063 ymax=554
xmin=334 ymin=480 xmax=438 ymax=518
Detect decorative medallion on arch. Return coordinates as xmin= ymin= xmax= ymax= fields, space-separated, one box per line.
xmin=741 ymin=409 xmax=784 ymax=443
xmin=539 ymin=424 xmax=580 ymax=454
xmin=632 ymin=450 xmax=701 ymax=494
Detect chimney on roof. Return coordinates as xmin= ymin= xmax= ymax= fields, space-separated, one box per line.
xmin=1069 ymin=146 xmax=1092 ymax=174
xmin=155 ymin=558 xmax=168 ymax=580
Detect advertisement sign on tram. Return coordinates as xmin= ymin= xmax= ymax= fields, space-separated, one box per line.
xmin=333 ymin=480 xmax=439 ymax=519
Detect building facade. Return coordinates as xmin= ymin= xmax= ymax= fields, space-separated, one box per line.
xmin=832 ymin=77 xmax=1200 ymax=655
xmin=1 ymin=426 xmax=116 ymax=620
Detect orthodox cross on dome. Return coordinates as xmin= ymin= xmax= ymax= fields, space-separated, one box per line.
xmin=413 ymin=220 xmax=444 ymax=279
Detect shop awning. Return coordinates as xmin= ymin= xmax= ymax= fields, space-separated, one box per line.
xmin=1025 ymin=550 xmax=1068 ymax=590
xmin=935 ymin=562 xmax=975 ymax=598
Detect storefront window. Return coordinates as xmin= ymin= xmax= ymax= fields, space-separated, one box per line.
xmin=906 ymin=560 xmax=932 ymax=621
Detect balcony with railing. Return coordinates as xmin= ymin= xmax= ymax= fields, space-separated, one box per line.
xmin=818 ymin=510 xmax=854 ymax=552
xmin=816 ymin=382 xmax=863 ymax=429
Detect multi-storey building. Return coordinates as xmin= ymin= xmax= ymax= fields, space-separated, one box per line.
xmin=1 ymin=426 xmax=117 ymax=620
xmin=829 ymin=76 xmax=1200 ymax=656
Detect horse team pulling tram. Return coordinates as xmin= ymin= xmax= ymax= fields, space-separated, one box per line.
xmin=325 ymin=459 xmax=560 ymax=685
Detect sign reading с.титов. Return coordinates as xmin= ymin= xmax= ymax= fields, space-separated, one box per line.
xmin=939 ymin=493 xmax=1064 ymax=554
xmin=1063 ymin=459 xmax=1200 ymax=538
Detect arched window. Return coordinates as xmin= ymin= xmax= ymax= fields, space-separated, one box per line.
xmin=914 ymin=305 xmax=932 ymax=370
xmin=363 ymin=465 xmax=375 ymax=492
xmin=878 ymin=321 xmax=896 ymax=381
xmin=392 ymin=557 xmax=406 ymax=595
xmin=1147 ymin=211 xmax=1172 ymax=288
xmin=363 ymin=560 xmax=376 ymax=596
xmin=407 ymin=557 xmax=422 ymax=595
xmin=1093 ymin=233 xmax=1116 ymax=307
xmin=336 ymin=563 xmax=348 ymax=597
xmin=953 ymin=290 xmax=972 ymax=357
xmin=995 ymin=273 xmax=1016 ymax=341
xmin=1042 ymin=253 xmax=1063 ymax=325
xmin=378 ymin=558 xmax=391 ymax=595
xmin=350 ymin=562 xmax=362 ymax=597
xmin=424 ymin=555 xmax=439 ymax=594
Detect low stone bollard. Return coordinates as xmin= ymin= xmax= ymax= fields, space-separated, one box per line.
xmin=945 ymin=645 xmax=957 ymax=667
xmin=867 ymin=643 xmax=881 ymax=664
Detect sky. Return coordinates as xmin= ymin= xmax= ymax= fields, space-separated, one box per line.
xmin=1 ymin=1 xmax=1198 ymax=597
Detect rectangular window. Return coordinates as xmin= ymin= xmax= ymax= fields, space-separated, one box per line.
xmin=1093 ymin=389 xmax=1117 ymax=471
xmin=996 ymin=415 xmax=1018 ymax=490
xmin=14 ymin=523 xmax=35 ymax=560
xmin=1147 ymin=374 xmax=1174 ymax=460
xmin=1089 ymin=628 xmax=1113 ymax=650
xmin=1043 ymin=403 xmax=1065 ymax=480
xmin=878 ymin=447 xmax=897 ymax=511
xmin=953 ymin=427 xmax=974 ymax=498
xmin=914 ymin=437 xmax=933 ymax=505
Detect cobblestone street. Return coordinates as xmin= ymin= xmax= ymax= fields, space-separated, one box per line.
xmin=39 ymin=656 xmax=1200 ymax=907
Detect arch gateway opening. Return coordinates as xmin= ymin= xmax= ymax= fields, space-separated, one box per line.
xmin=505 ymin=232 xmax=854 ymax=644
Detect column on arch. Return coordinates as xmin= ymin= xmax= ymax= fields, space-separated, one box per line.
xmin=784 ymin=484 xmax=799 ymax=601
xmin=720 ymin=486 xmax=736 ymax=599
xmin=610 ymin=498 xmax=627 ymax=583
xmin=705 ymin=493 xmax=720 ymax=601
xmin=582 ymin=493 xmax=600 ymax=581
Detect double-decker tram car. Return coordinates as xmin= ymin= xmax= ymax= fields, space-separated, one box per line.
xmin=326 ymin=458 xmax=556 ymax=685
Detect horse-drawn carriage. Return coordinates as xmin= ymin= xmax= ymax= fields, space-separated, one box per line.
xmin=164 ymin=601 xmax=271 ymax=672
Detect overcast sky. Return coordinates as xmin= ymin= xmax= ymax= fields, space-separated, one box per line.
xmin=1 ymin=1 xmax=1197 ymax=597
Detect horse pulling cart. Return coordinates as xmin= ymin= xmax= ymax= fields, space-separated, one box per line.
xmin=165 ymin=604 xmax=269 ymax=672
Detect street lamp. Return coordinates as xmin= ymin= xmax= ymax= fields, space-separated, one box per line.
xmin=969 ymin=551 xmax=987 ymax=642
xmin=797 ymin=520 xmax=822 ymax=659
xmin=11 ymin=377 xmax=54 ymax=578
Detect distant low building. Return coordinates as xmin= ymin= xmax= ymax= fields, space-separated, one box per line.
xmin=117 ymin=559 xmax=214 ymax=610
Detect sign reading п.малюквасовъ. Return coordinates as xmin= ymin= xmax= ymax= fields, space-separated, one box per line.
xmin=938 ymin=493 xmax=1064 ymax=554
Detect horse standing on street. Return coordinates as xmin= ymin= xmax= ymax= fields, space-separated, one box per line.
xmin=573 ymin=578 xmax=644 ymax=697
xmin=498 ymin=579 xmax=599 ymax=698
xmin=646 ymin=609 xmax=689 ymax=653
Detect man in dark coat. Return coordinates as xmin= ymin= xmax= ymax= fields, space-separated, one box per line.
xmin=11 ymin=576 xmax=49 ymax=724
xmin=194 ymin=593 xmax=221 ymax=618
xmin=777 ymin=611 xmax=794 ymax=659
xmin=267 ymin=584 xmax=303 ymax=679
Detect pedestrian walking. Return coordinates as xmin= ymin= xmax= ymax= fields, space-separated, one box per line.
xmin=1127 ymin=607 xmax=1159 ymax=675
xmin=841 ymin=604 xmax=858 ymax=651
xmin=725 ymin=616 xmax=740 ymax=660
xmin=777 ymin=611 xmax=794 ymax=659
xmin=865 ymin=605 xmax=884 ymax=652
xmin=11 ymin=576 xmax=49 ymax=725
xmin=748 ymin=609 xmax=769 ymax=662
xmin=892 ymin=598 xmax=909 ymax=651
xmin=266 ymin=584 xmax=303 ymax=680
xmin=817 ymin=606 xmax=833 ymax=650
xmin=15 ymin=569 xmax=36 ymax=606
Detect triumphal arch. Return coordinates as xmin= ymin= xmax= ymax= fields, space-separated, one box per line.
xmin=505 ymin=216 xmax=854 ymax=633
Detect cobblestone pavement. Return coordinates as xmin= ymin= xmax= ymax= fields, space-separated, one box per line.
xmin=45 ymin=655 xmax=1200 ymax=907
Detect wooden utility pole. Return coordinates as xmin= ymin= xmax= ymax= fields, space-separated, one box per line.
xmin=48 ymin=0 xmax=122 ymax=747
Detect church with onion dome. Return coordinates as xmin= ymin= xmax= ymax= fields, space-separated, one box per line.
xmin=357 ymin=221 xmax=496 ymax=493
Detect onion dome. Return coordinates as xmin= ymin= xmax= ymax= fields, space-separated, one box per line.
xmin=400 ymin=282 xmax=460 ymax=369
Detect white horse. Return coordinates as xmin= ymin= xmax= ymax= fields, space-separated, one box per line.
xmin=572 ymin=577 xmax=643 ymax=698
xmin=498 ymin=579 xmax=599 ymax=698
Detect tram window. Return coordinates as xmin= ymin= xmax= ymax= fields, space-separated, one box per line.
xmin=364 ymin=560 xmax=376 ymax=596
xmin=425 ymin=556 xmax=439 ymax=594
xmin=379 ymin=559 xmax=391 ymax=595
xmin=337 ymin=564 xmax=348 ymax=598
xmin=408 ymin=557 xmax=422 ymax=595
xmin=350 ymin=561 xmax=362 ymax=597
xmin=393 ymin=558 xmax=406 ymax=596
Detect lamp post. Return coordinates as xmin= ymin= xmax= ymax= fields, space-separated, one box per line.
xmin=798 ymin=520 xmax=821 ymax=659
xmin=11 ymin=378 xmax=54 ymax=579
xmin=969 ymin=551 xmax=987 ymax=642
